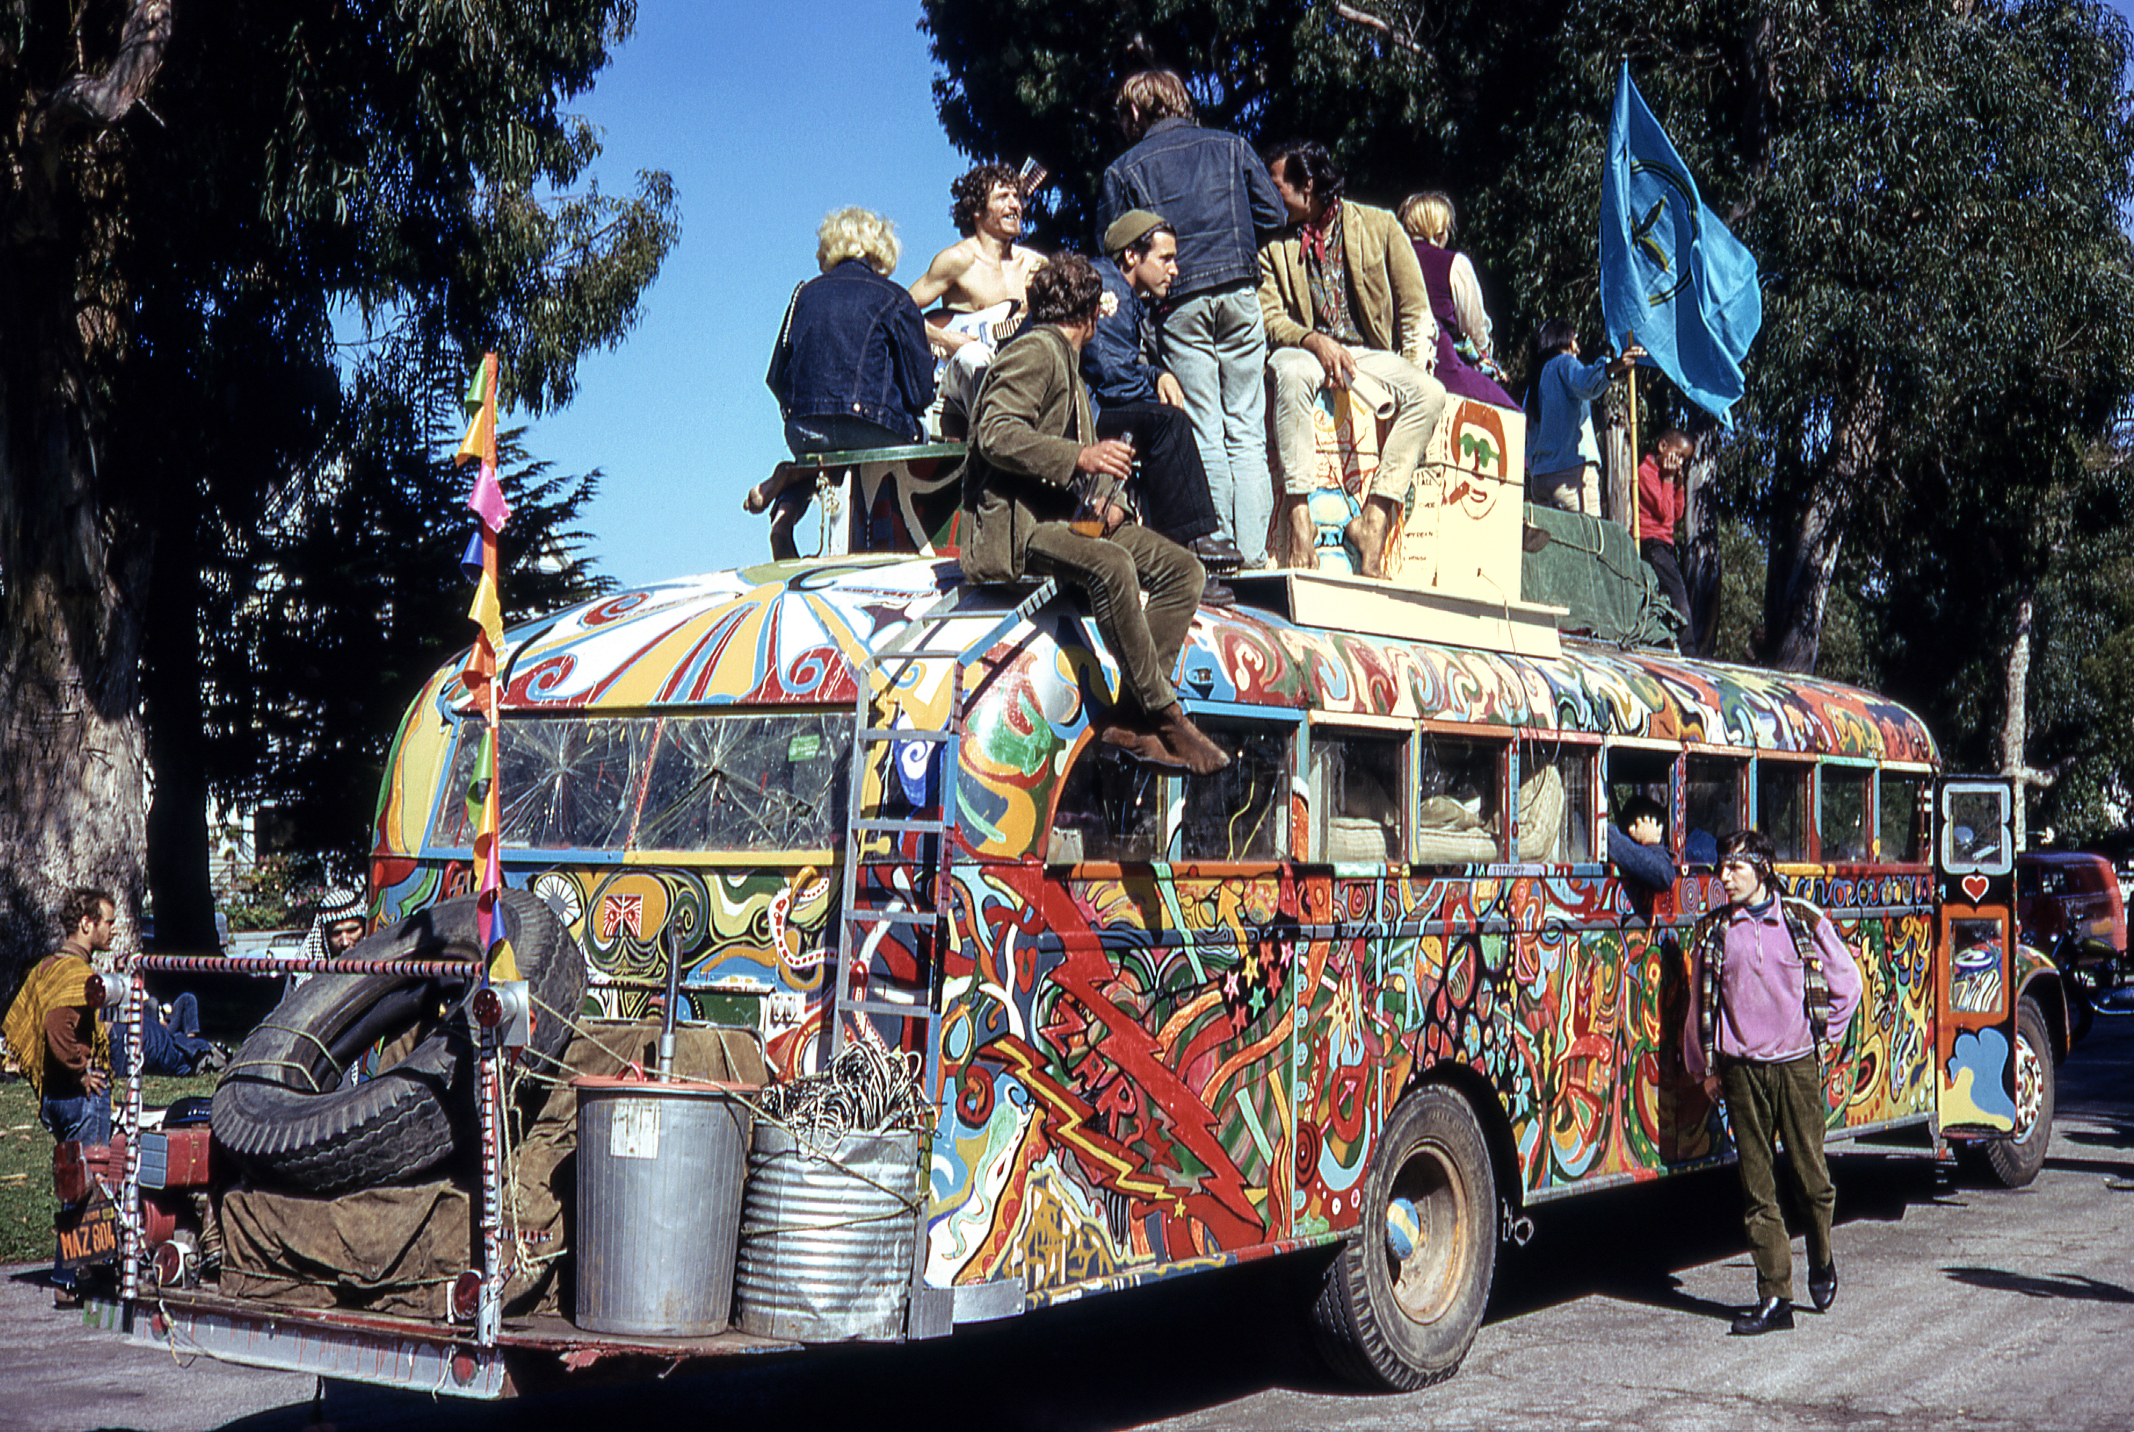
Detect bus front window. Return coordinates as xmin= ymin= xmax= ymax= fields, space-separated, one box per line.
xmin=1180 ymin=723 xmax=1289 ymax=861
xmin=1049 ymin=746 xmax=1165 ymax=863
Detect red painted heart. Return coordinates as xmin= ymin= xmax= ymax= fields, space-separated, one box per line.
xmin=1961 ymin=874 xmax=1990 ymax=904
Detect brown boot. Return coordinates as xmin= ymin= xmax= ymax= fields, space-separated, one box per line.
xmin=1099 ymin=718 xmax=1187 ymax=769
xmin=1150 ymin=703 xmax=1231 ymax=775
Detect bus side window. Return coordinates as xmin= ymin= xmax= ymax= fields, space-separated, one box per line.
xmin=1682 ymin=755 xmax=1744 ymax=868
xmin=1607 ymin=748 xmax=1675 ymax=842
xmin=1311 ymin=730 xmax=1407 ymax=863
xmin=1878 ymin=772 xmax=1927 ymax=862
xmin=1414 ymin=734 xmax=1503 ymax=865
xmin=1048 ymin=745 xmax=1165 ymax=864
xmin=1517 ymin=741 xmax=1593 ymax=863
xmin=1179 ymin=722 xmax=1290 ymax=861
xmin=1820 ymin=767 xmax=1871 ymax=863
xmin=1758 ymin=760 xmax=1812 ymax=860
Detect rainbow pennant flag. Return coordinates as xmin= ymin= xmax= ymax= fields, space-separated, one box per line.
xmin=456 ymin=353 xmax=511 ymax=956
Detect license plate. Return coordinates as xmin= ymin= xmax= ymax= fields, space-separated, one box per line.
xmin=55 ymin=1186 xmax=119 ymax=1271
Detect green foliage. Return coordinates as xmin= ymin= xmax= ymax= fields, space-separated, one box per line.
xmin=926 ymin=0 xmax=2134 ymax=817
xmin=220 ymin=856 xmax=325 ymax=933
xmin=0 ymin=5 xmax=677 ymax=950
xmin=202 ymin=405 xmax=614 ymax=879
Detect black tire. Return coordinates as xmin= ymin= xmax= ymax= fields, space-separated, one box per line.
xmin=213 ymin=890 xmax=585 ymax=1194
xmin=1982 ymin=996 xmax=2054 ymax=1189
xmin=1311 ymin=1085 xmax=1497 ymax=1391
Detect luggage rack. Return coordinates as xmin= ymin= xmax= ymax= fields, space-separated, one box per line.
xmin=119 ymin=950 xmax=510 ymax=1357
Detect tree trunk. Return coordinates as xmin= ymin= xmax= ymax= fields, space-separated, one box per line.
xmin=1682 ymin=428 xmax=1723 ymax=657
xmin=0 ymin=0 xmax=173 ymax=985
xmin=2000 ymin=588 xmax=2034 ymax=853
xmin=1995 ymin=587 xmax=2068 ymax=852
xmin=0 ymin=251 xmax=152 ymax=985
xmin=144 ymin=503 xmax=216 ymax=954
xmin=1762 ymin=380 xmax=1883 ymax=673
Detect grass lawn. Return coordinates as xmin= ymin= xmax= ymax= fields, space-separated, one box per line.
xmin=0 ymin=1074 xmax=218 ymax=1266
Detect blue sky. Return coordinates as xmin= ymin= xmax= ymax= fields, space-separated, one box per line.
xmin=520 ymin=1 xmax=968 ymax=588
xmin=529 ymin=0 xmax=2134 ymax=590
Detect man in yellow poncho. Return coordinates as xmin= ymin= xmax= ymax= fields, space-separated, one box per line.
xmin=3 ymin=887 xmax=115 ymax=1145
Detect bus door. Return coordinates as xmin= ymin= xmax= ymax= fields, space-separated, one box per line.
xmin=1931 ymin=776 xmax=2021 ymax=1139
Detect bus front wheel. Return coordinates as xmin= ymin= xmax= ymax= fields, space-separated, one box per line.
xmin=1311 ymin=1084 xmax=1497 ymax=1390
xmin=1979 ymin=995 xmax=2055 ymax=1189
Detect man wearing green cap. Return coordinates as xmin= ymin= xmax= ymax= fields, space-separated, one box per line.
xmin=961 ymin=254 xmax=1232 ymax=776
xmin=1083 ymin=209 xmax=1241 ymax=603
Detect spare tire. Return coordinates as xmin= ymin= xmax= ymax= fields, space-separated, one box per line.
xmin=213 ymin=890 xmax=585 ymax=1194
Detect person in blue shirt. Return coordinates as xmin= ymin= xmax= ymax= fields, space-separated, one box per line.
xmin=1609 ymin=794 xmax=1679 ymax=919
xmin=1099 ymin=70 xmax=1289 ymax=569
xmin=757 ymin=207 xmax=936 ymax=556
xmin=1524 ymin=318 xmax=1643 ymax=513
xmin=1082 ymin=209 xmax=1241 ymax=604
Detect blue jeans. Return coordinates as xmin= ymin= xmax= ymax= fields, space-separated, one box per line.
xmin=784 ymin=414 xmax=911 ymax=458
xmin=39 ymin=1090 xmax=110 ymax=1147
xmin=108 ymin=992 xmax=213 ymax=1077
xmin=1158 ymin=282 xmax=1273 ymax=565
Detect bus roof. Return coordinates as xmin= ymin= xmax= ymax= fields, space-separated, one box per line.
xmin=457 ymin=556 xmax=1936 ymax=764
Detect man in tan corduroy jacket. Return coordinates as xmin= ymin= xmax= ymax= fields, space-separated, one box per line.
xmin=1258 ymin=140 xmax=1446 ymax=577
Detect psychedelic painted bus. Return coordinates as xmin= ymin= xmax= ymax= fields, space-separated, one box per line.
xmin=344 ymin=552 xmax=2061 ymax=1390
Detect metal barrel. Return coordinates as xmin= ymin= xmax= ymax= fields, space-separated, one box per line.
xmin=732 ymin=1124 xmax=919 ymax=1341
xmin=573 ymin=1079 xmax=751 ymax=1337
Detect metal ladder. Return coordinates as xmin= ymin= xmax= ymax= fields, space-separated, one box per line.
xmin=829 ymin=578 xmax=1059 ymax=1096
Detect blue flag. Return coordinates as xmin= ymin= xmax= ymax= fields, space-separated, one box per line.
xmin=1600 ymin=63 xmax=1762 ymax=426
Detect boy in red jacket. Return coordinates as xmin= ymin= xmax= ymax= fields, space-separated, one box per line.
xmin=1637 ymin=428 xmax=1695 ymax=652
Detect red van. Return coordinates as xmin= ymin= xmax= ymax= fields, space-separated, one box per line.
xmin=2017 ymin=849 xmax=2125 ymax=1039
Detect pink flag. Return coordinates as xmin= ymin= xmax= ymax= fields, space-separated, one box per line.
xmin=467 ymin=459 xmax=512 ymax=532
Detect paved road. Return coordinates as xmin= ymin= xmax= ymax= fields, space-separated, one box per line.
xmin=3 ymin=1012 xmax=2129 ymax=1432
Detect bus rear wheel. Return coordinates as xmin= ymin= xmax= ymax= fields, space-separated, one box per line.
xmin=1311 ymin=1084 xmax=1497 ymax=1391
xmin=1980 ymin=995 xmax=2054 ymax=1189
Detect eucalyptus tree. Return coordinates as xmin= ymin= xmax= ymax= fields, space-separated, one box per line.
xmin=0 ymin=3 xmax=676 ymax=971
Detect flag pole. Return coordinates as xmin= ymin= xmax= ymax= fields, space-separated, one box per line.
xmin=455 ymin=352 xmax=511 ymax=958
xmin=1624 ymin=335 xmax=1641 ymax=542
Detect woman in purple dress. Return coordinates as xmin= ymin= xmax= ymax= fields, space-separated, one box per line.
xmin=1397 ymin=192 xmax=1515 ymax=409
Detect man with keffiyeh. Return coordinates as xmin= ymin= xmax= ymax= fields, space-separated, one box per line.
xmin=1257 ymin=139 xmax=1446 ymax=578
xmin=280 ymin=887 xmax=368 ymax=996
xmin=1684 ymin=829 xmax=1862 ymax=1335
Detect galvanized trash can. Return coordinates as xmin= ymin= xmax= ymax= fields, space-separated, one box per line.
xmin=573 ymin=1077 xmax=752 ymax=1336
xmin=732 ymin=1124 xmax=918 ymax=1341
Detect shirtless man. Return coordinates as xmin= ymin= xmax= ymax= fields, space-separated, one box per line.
xmin=908 ymin=163 xmax=1048 ymax=431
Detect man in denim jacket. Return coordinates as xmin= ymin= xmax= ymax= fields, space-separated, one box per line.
xmin=760 ymin=207 xmax=935 ymax=556
xmin=1099 ymin=71 xmax=1288 ymax=568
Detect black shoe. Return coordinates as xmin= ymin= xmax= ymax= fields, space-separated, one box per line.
xmin=1200 ymin=580 xmax=1236 ymax=608
xmin=1189 ymin=535 xmax=1244 ymax=574
xmin=1808 ymin=1261 xmax=1837 ymax=1311
xmin=1729 ymin=1296 xmax=1794 ymax=1335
